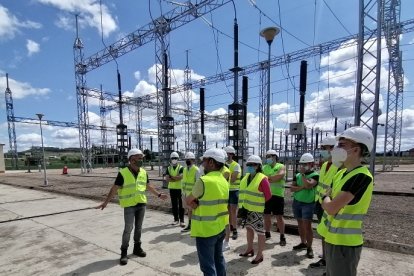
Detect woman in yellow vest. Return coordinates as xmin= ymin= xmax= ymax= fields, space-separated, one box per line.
xmin=318 ymin=127 xmax=374 ymax=276
xmin=96 ymin=148 xmax=167 ymax=265
xmin=290 ymin=153 xmax=319 ymax=259
xmin=238 ymin=155 xmax=271 ymax=265
xmin=310 ymin=136 xmax=338 ymax=269
xmin=186 ymin=148 xmax=229 ymax=276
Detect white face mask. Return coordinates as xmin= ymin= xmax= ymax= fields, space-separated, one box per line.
xmin=171 ymin=159 xmax=178 ymax=165
xmin=331 ymin=147 xmax=348 ymax=168
xmin=320 ymin=150 xmax=331 ymax=160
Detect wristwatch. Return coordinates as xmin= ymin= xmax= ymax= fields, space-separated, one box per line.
xmin=322 ymin=195 xmax=330 ymax=201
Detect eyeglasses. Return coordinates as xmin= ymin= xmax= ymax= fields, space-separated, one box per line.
xmin=171 ymin=157 xmax=178 ymax=160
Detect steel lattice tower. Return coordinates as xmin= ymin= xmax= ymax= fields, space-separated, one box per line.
xmin=258 ymin=62 xmax=268 ymax=158
xmin=355 ymin=0 xmax=383 ymax=173
xmin=382 ymin=0 xmax=404 ymax=170
xmin=184 ymin=50 xmax=193 ymax=153
xmin=99 ymin=85 xmax=108 ymax=167
xmin=4 ymin=74 xmax=18 ymax=169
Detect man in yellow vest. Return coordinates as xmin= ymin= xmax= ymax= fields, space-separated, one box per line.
xmin=96 ymin=148 xmax=167 ymax=265
xmin=186 ymin=148 xmax=229 ymax=276
xmin=263 ymin=149 xmax=287 ymax=246
xmin=181 ymin=151 xmax=199 ymax=232
xmin=310 ymin=136 xmax=338 ymax=269
xmin=291 ymin=153 xmax=319 ymax=259
xmin=164 ymin=151 xmax=185 ymax=227
xmin=317 ymin=127 xmax=374 ymax=276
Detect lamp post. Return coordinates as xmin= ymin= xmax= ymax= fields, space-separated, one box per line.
xmin=260 ymin=26 xmax=280 ymax=151
xmin=36 ymin=113 xmax=48 ymax=187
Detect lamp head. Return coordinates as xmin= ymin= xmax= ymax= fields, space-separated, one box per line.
xmin=260 ymin=27 xmax=280 ymax=44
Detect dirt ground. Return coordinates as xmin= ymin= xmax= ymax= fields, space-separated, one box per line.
xmin=1 ymin=165 xmax=413 ymax=253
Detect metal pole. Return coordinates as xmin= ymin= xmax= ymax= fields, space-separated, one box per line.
xmin=36 ymin=114 xmax=48 ymax=187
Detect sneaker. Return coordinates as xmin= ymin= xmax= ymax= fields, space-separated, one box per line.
xmin=172 ymin=220 xmax=179 ymax=225
xmin=222 ymin=241 xmax=230 ymax=252
xmin=279 ymin=237 xmax=286 ymax=246
xmin=306 ymin=248 xmax=314 ymax=259
xmin=179 ymin=222 xmax=186 ymax=228
xmin=181 ymin=225 xmax=191 ymax=232
xmin=309 ymin=258 xmax=326 ymax=268
xmin=292 ymin=243 xmax=307 ymax=250
xmin=265 ymin=231 xmax=271 ymax=240
xmin=231 ymin=230 xmax=238 ymax=240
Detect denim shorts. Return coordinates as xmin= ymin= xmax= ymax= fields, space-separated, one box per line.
xmin=228 ymin=190 xmax=239 ymax=205
xmin=292 ymin=199 xmax=315 ymax=220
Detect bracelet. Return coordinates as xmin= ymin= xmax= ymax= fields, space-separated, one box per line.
xmin=158 ymin=193 xmax=161 ymax=198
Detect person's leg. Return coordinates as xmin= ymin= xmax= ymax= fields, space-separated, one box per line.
xmin=214 ymin=230 xmax=226 ymax=276
xmin=241 ymin=227 xmax=255 ymax=254
xmin=254 ymin=233 xmax=265 ymax=261
xmin=169 ymin=189 xmax=179 ymax=222
xmin=325 ymin=243 xmax=362 ymax=276
xmin=133 ymin=204 xmax=146 ymax=257
xmin=302 ymin=202 xmax=315 ymax=257
xmin=196 ymin=236 xmax=218 ymax=276
xmin=121 ymin=207 xmax=135 ymax=251
xmin=264 ymin=196 xmax=274 ymax=239
xmin=229 ymin=191 xmax=239 ymax=240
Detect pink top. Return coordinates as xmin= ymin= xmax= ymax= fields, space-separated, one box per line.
xmin=258 ymin=177 xmax=272 ymax=202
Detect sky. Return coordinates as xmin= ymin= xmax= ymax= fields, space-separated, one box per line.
xmin=1 ymin=0 xmax=414 ymax=156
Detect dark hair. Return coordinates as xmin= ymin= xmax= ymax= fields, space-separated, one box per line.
xmin=358 ymin=143 xmax=370 ymax=158
xmin=208 ymin=158 xmax=224 ymax=170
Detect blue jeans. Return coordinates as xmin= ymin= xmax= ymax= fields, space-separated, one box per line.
xmin=292 ymin=199 xmax=315 ymax=220
xmin=121 ymin=203 xmax=146 ymax=251
xmin=195 ymin=230 xmax=226 ymax=276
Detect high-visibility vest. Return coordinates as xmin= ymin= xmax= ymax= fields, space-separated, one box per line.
xmin=238 ymin=173 xmax=267 ymax=213
xmin=263 ymin=163 xmax=285 ymax=197
xmin=190 ymin=171 xmax=229 ymax=238
xmin=319 ymin=166 xmax=373 ymax=246
xmin=182 ymin=165 xmax=198 ymax=196
xmin=293 ymin=171 xmax=319 ymax=203
xmin=228 ymin=160 xmax=241 ymax=191
xmin=168 ymin=165 xmax=182 ymax=189
xmin=315 ymin=162 xmax=339 ymax=203
xmin=118 ymin=167 xmax=147 ymax=208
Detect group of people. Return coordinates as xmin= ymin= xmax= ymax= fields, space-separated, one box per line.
xmin=97 ymin=126 xmax=374 ymax=276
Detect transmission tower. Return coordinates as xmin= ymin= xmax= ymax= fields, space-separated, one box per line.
xmin=99 ymin=85 xmax=108 ymax=167
xmin=354 ymin=0 xmax=383 ymax=173
xmin=258 ymin=62 xmax=268 ymax=158
xmin=184 ymin=50 xmax=193 ymax=153
xmin=4 ymin=73 xmax=18 ymax=169
xmin=382 ymin=0 xmax=404 ymax=170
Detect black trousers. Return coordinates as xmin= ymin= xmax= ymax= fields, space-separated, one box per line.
xmin=169 ymin=189 xmax=184 ymax=222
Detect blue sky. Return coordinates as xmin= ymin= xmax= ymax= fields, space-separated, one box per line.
xmin=1 ymin=0 xmax=414 ymax=154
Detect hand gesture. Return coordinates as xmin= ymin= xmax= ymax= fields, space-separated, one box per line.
xmin=159 ymin=194 xmax=168 ymax=200
xmin=95 ymin=202 xmax=108 ymax=210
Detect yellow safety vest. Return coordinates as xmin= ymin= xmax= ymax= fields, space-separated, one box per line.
xmin=238 ymin=173 xmax=267 ymax=213
xmin=182 ymin=165 xmax=198 ymax=196
xmin=315 ymin=162 xmax=339 ymax=203
xmin=263 ymin=163 xmax=285 ymax=197
xmin=318 ymin=166 xmax=373 ymax=246
xmin=190 ymin=171 xmax=229 ymax=238
xmin=168 ymin=165 xmax=182 ymax=189
xmin=228 ymin=160 xmax=241 ymax=191
xmin=118 ymin=167 xmax=147 ymax=208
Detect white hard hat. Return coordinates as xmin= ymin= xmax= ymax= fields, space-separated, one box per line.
xmin=266 ymin=149 xmax=278 ymax=156
xmin=320 ymin=136 xmax=337 ymax=146
xmin=184 ymin=152 xmax=195 ymax=159
xmin=299 ymin=153 xmax=314 ymax=163
xmin=337 ymin=126 xmax=374 ymax=152
xmin=224 ymin=146 xmax=236 ymax=154
xmin=170 ymin=152 xmax=179 ymax=159
xmin=246 ymin=155 xmax=262 ymax=165
xmin=127 ymin=148 xmax=143 ymax=160
xmin=202 ymin=148 xmax=225 ymax=164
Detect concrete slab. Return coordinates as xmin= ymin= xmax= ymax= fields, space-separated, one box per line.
xmin=0 ymin=184 xmax=413 ymax=276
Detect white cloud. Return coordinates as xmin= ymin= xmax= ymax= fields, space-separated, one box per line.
xmin=26 ymin=39 xmax=40 ymax=56
xmin=0 ymin=74 xmax=50 ymax=99
xmin=134 ymin=71 xmax=141 ymax=81
xmin=51 ymin=128 xmax=78 ymax=139
xmin=37 ymin=0 xmax=117 ymax=37
xmin=0 ymin=5 xmax=42 ymax=41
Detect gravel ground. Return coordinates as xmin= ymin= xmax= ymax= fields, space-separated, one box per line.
xmin=1 ymin=166 xmax=413 ymax=253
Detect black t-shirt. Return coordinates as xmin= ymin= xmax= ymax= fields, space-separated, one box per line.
xmin=115 ymin=167 xmax=149 ymax=187
xmin=340 ymin=166 xmax=372 ymax=205
xmin=163 ymin=165 xmax=184 ymax=177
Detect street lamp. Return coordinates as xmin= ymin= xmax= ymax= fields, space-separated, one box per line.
xmin=260 ymin=26 xmax=280 ymax=151
xmin=36 ymin=113 xmax=49 ymax=187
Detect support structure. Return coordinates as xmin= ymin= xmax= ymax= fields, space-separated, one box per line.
xmin=382 ymin=0 xmax=404 ymax=170
xmin=354 ymin=0 xmax=383 ymax=173
xmin=258 ymin=62 xmax=268 ymax=158
xmin=4 ymin=73 xmax=18 ymax=169
xmin=184 ymin=50 xmax=193 ymax=153
xmin=99 ymin=85 xmax=108 ymax=167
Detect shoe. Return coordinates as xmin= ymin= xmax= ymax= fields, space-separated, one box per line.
xmin=120 ymin=250 xmax=128 ymax=265
xmin=133 ymin=244 xmax=147 ymax=258
xmin=172 ymin=220 xmax=179 ymax=225
xmin=265 ymin=231 xmax=271 ymax=240
xmin=181 ymin=225 xmax=191 ymax=232
xmin=222 ymin=241 xmax=230 ymax=252
xmin=179 ymin=222 xmax=186 ymax=228
xmin=231 ymin=230 xmax=238 ymax=240
xmin=306 ymin=248 xmax=314 ymax=259
xmin=239 ymin=249 xmax=254 ymax=257
xmin=292 ymin=242 xmax=307 ymax=250
xmin=309 ymin=258 xmax=326 ymax=268
xmin=279 ymin=237 xmax=286 ymax=246
xmin=251 ymin=256 xmax=263 ymax=264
